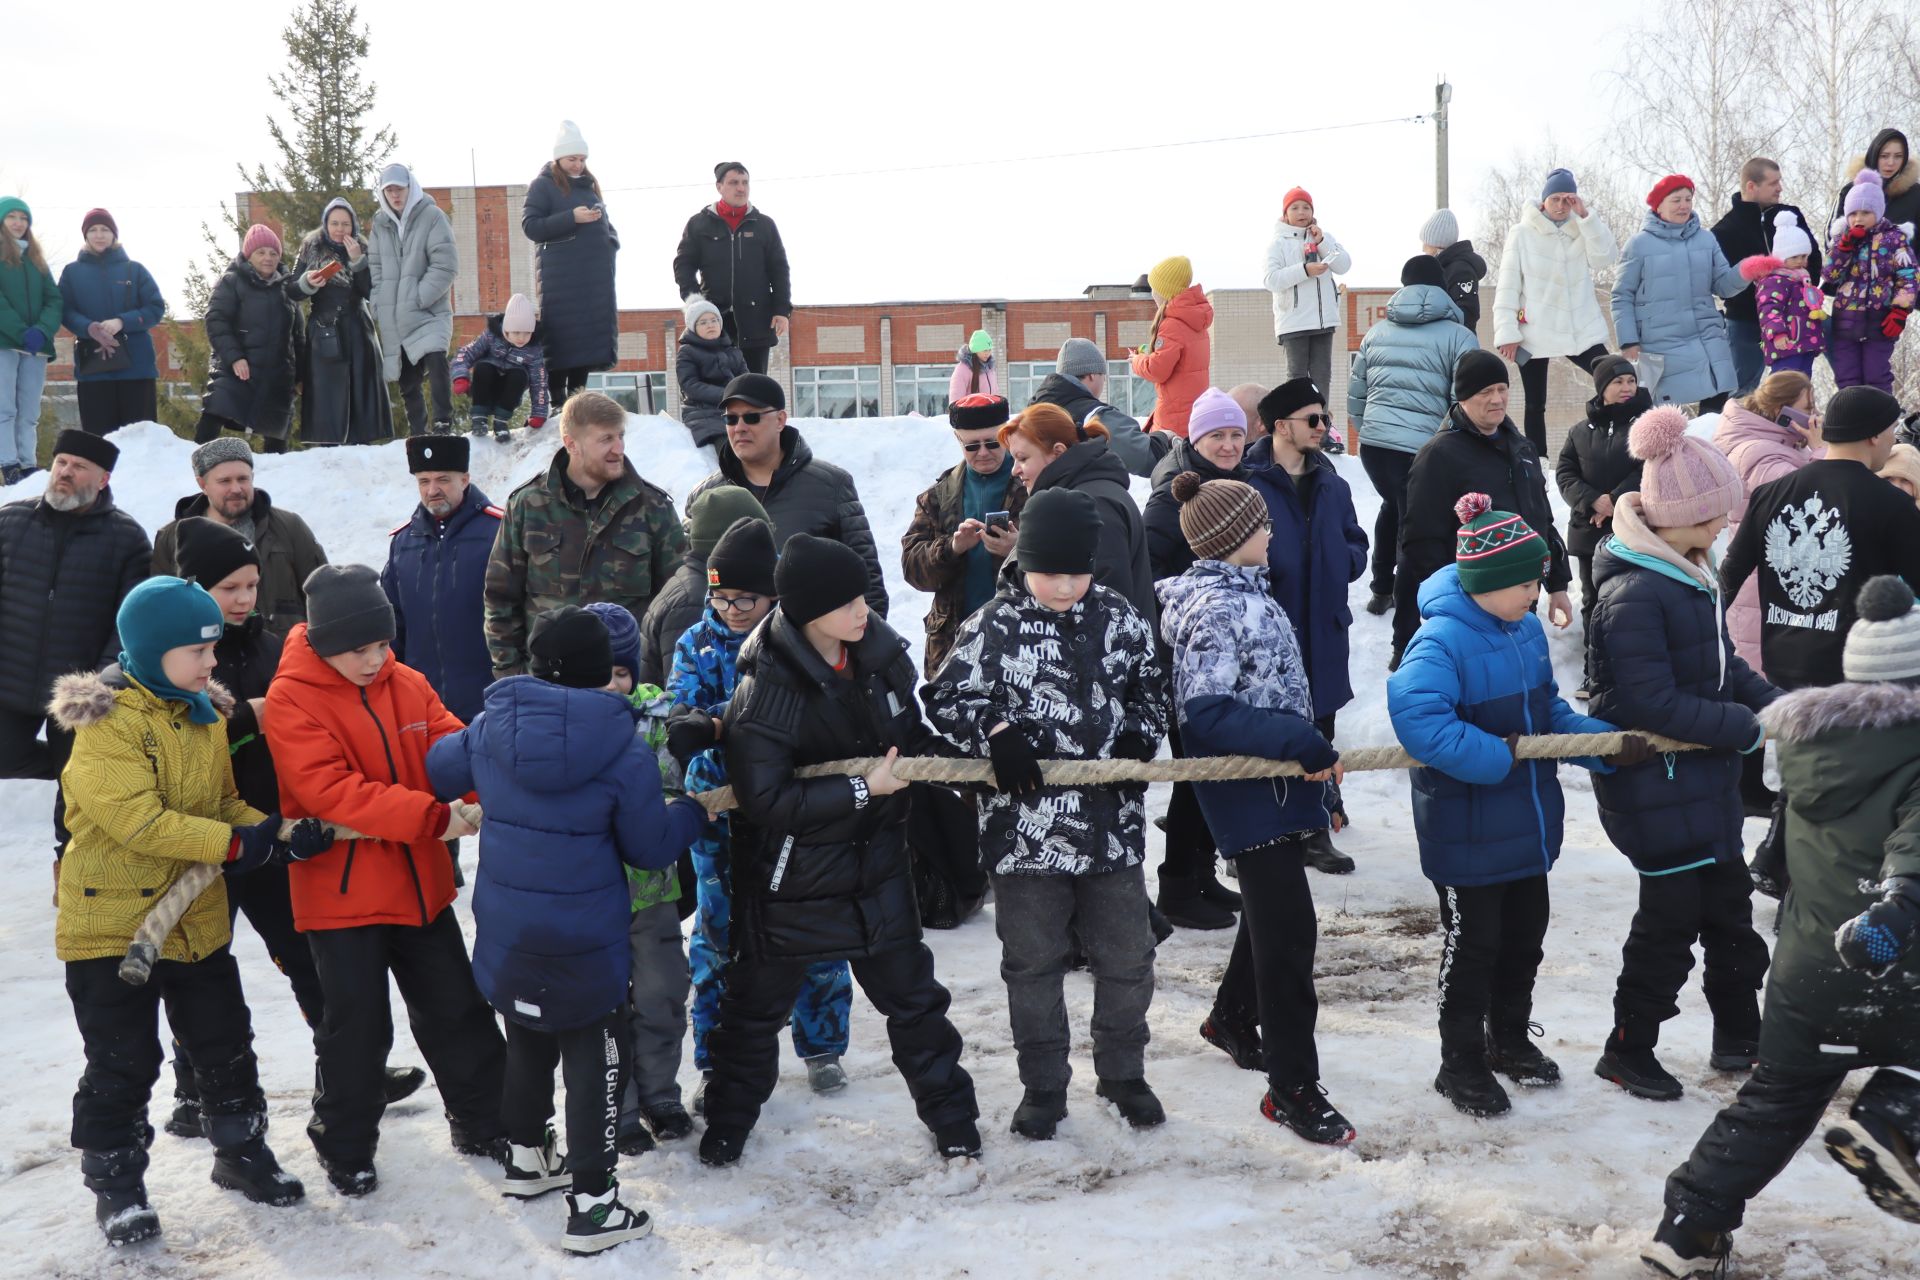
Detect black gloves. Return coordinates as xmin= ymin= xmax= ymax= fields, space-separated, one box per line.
xmin=284 ymin=817 xmax=333 ymax=862
xmin=1836 ymin=875 xmax=1920 ymax=977
xmin=1110 ymin=731 xmax=1158 ymax=763
xmin=666 ymin=705 xmax=719 ymax=767
xmin=987 ymin=725 xmax=1045 ymax=796
xmin=228 ymin=815 xmax=282 ymax=873
xmin=1604 ymin=733 xmax=1658 ymax=769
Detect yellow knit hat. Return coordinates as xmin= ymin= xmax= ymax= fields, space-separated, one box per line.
xmin=1148 ymin=255 xmax=1193 ymax=299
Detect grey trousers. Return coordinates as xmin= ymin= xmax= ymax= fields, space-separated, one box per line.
xmin=992 ymin=864 xmax=1157 ymax=1090
xmin=624 ymin=900 xmax=690 ymax=1107
xmin=1280 ymin=327 xmax=1335 ymax=398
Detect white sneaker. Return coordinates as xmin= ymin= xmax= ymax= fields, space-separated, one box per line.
xmin=562 ymin=1183 xmax=653 ymax=1254
xmin=501 ymin=1127 xmax=569 ymax=1199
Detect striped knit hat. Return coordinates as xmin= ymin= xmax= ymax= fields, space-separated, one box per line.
xmin=1453 ymin=493 xmax=1549 ymax=593
xmin=1844 ymin=576 xmax=1920 ymax=682
xmin=1172 ymin=472 xmax=1267 ymax=561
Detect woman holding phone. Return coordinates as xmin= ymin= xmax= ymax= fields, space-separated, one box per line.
xmin=523 ymin=121 xmax=618 ymax=408
xmin=292 ymin=197 xmax=391 ymax=445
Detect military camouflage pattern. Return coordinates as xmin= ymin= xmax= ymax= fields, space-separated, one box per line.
xmin=484 ymin=448 xmax=688 ymax=677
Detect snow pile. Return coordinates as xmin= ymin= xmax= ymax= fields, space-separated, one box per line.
xmin=0 ymin=419 xmax=1907 ymax=1278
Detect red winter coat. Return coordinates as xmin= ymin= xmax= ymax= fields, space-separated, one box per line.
xmin=266 ymin=625 xmax=468 ymax=931
xmin=1130 ymin=285 xmax=1213 ymax=437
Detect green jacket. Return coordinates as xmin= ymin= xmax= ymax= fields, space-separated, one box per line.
xmin=1761 ymin=680 xmax=1920 ymax=1074
xmin=0 ymin=239 xmax=63 ymax=352
xmin=483 ymin=448 xmax=687 ymax=678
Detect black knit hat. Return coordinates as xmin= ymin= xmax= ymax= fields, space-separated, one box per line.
xmin=1257 ymin=377 xmax=1325 ymax=428
xmin=303 ymin=564 xmax=396 ymax=657
xmin=52 ymin=428 xmax=118 ymax=472
xmin=775 ymin=534 xmax=868 ymax=625
xmin=529 ymin=605 xmax=614 ymax=690
xmin=949 ymin=394 xmax=1010 ymax=431
xmin=1400 ymin=254 xmax=1446 ymax=288
xmin=707 ymin=516 xmax=778 ymax=596
xmin=1453 ymin=349 xmax=1510 ymax=402
xmin=1822 ymin=385 xmax=1903 ymax=442
xmin=174 ymin=517 xmax=259 ymax=589
xmin=1592 ymin=353 xmax=1637 ymax=396
xmin=406 ymin=434 xmax=469 ymax=474
xmin=1016 ymin=488 xmax=1101 ymax=575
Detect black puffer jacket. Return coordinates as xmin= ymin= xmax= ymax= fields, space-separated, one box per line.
xmin=1437 ymin=239 xmax=1489 ymax=332
xmin=522 ymin=167 xmax=620 ymax=371
xmin=688 ymin=427 xmax=888 ymax=617
xmin=672 ymin=205 xmax=791 ymax=349
xmin=1144 ymin=437 xmax=1245 ymax=580
xmin=1031 ymin=439 xmax=1157 ymax=625
xmin=1712 ymin=194 xmax=1823 ymax=325
xmin=637 ymin=556 xmax=707 ymax=687
xmin=213 ymin=613 xmax=284 ymax=812
xmin=723 ymin=610 xmax=930 ymax=962
xmin=201 ymin=256 xmax=302 ymax=438
xmin=1553 ymin=388 xmax=1651 ymax=556
xmin=674 ymin=330 xmax=749 ymax=447
xmin=0 ymin=489 xmax=151 ymax=715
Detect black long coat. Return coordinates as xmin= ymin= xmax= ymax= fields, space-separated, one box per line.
xmin=201 ymin=257 xmax=302 ymax=438
xmin=292 ymin=226 xmax=391 ymax=445
xmin=522 ymin=167 xmax=619 ymax=372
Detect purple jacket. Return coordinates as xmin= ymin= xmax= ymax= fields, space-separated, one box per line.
xmin=1823 ymin=217 xmax=1918 ymax=318
xmin=1745 ymin=261 xmax=1825 ymax=357
xmin=1713 ymin=402 xmax=1821 ymax=675
xmin=452 ymin=314 xmax=551 ymax=421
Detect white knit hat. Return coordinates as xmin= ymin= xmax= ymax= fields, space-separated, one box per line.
xmin=553 ymin=119 xmax=589 ymax=161
xmin=502 ymin=293 xmax=536 ymax=332
xmin=1771 ymin=210 xmax=1814 ymax=262
xmin=1844 ymin=576 xmax=1920 ymax=682
xmin=1419 ymin=208 xmax=1459 ymax=247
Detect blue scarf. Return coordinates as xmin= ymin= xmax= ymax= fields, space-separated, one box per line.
xmin=120 ymin=654 xmax=220 ymax=725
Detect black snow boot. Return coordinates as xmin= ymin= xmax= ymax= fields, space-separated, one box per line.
xmin=1096 ymin=1077 xmax=1167 ymax=1129
xmin=1199 ymin=1012 xmax=1263 ymax=1072
xmin=615 ymin=1108 xmax=656 ymax=1156
xmin=383 ymin=1065 xmax=426 ymax=1104
xmin=1640 ymin=1209 xmax=1732 ymax=1277
xmin=449 ymin=1118 xmax=509 ymax=1163
xmin=1155 ymin=872 xmax=1235 ymax=930
xmin=1301 ymin=829 xmax=1355 ymax=875
xmin=468 ymin=412 xmax=494 ymax=438
xmin=699 ymin=1125 xmax=749 ymax=1168
xmin=1196 ymin=859 xmax=1242 ymax=912
xmin=164 ymin=1091 xmax=203 ymax=1139
xmin=934 ymin=1119 xmax=983 ymax=1160
xmin=641 ymin=1098 xmax=694 ymax=1142
xmin=1434 ymin=1018 xmax=1510 ymax=1117
xmin=1749 ymin=790 xmax=1790 ymax=899
xmin=1366 ymin=591 xmax=1393 ymax=616
xmin=83 ymin=1146 xmax=160 ymax=1246
xmin=1825 ymin=1067 xmax=1920 ymax=1223
xmin=1706 ymin=991 xmax=1761 ymax=1073
xmin=1486 ymin=1018 xmax=1562 ymax=1087
xmin=1010 ymin=1088 xmax=1068 ymax=1141
xmin=1596 ymin=1025 xmax=1684 ymax=1102
xmin=209 ymin=1135 xmax=305 ymax=1206
xmin=1261 ymin=1082 xmax=1357 ymax=1146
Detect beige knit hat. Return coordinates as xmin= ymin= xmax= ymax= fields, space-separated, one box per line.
xmin=1171 ymin=472 xmax=1267 ymax=561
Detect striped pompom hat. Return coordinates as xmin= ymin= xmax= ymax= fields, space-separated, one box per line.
xmin=1453 ymin=493 xmax=1549 ymax=593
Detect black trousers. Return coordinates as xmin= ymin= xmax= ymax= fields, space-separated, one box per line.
xmin=305 ymin=910 xmax=505 ymax=1167
xmin=548 ymin=366 xmax=594 ymax=407
xmin=1518 ymin=344 xmax=1608 ymax=457
xmin=1160 ymin=721 xmax=1217 ymax=880
xmin=1665 ymin=1063 xmax=1847 ymax=1231
xmin=704 ymin=941 xmax=976 ymax=1134
xmin=1434 ymin=874 xmax=1550 ymax=1027
xmin=720 ymin=311 xmax=774 ymax=374
xmin=503 ymin=1012 xmax=623 ymax=1194
xmin=77 ymin=379 xmax=156 ymax=434
xmin=193 ymin=410 xmax=289 ymax=452
xmin=1614 ymin=858 xmax=1768 ymax=1041
xmin=1358 ymin=444 xmax=1415 ymax=600
xmin=0 ymin=707 xmax=74 ymax=854
xmin=468 ymin=363 xmax=529 ymax=417
xmin=398 ymin=349 xmax=452 ymax=433
xmin=1213 ymin=839 xmax=1322 ymax=1088
xmin=67 ymin=949 xmax=264 ymax=1159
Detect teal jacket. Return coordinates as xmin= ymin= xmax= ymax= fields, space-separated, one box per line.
xmin=0 ymin=244 xmax=62 ymax=354
xmin=1347 ymin=283 xmax=1480 ymax=456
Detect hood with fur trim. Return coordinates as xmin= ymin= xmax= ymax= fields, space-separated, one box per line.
xmin=49 ymin=666 xmax=235 ymax=731
xmin=1761 ymin=679 xmax=1920 ymax=744
xmin=1846 ymin=154 xmax=1920 ymax=201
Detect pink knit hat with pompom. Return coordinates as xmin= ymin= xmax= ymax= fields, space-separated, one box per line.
xmin=1629 ymin=406 xmax=1742 ymax=528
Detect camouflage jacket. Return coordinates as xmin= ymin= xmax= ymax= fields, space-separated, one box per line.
xmin=484 ymin=448 xmax=687 ymax=677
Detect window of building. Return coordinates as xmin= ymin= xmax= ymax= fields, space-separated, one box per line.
xmin=893 ymin=364 xmax=954 ymax=418
xmin=1005 ymin=359 xmax=1156 ymax=419
xmin=1005 ymin=361 xmax=1054 ymax=411
xmin=793 ymin=365 xmax=880 ymax=418
xmin=585 ymin=371 xmax=665 ymax=414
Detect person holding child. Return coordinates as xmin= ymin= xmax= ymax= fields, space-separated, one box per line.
xmin=451 ymin=292 xmax=549 ymax=441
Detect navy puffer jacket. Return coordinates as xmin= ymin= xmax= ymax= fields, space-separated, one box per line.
xmin=58 ymin=246 xmax=165 ymax=381
xmin=1245 ymin=453 xmax=1370 ymax=719
xmin=381 ymin=486 xmax=502 ymax=723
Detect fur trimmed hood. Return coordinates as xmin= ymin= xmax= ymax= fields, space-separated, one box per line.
xmin=1845 ymin=155 xmax=1920 ymax=200
xmin=48 ymin=667 xmax=236 ymax=731
xmin=1761 ymin=680 xmax=1920 ymax=743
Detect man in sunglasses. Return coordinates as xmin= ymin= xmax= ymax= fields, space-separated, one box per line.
xmin=686 ymin=373 xmax=889 ymax=618
xmin=1246 ymin=378 xmax=1369 ymax=875
xmin=901 ymin=394 xmax=1028 ymax=678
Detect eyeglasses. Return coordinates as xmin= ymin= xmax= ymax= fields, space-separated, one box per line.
xmin=707 ymin=593 xmax=766 ymax=613
xmin=724 ymin=411 xmax=772 ymax=426
xmin=1288 ymin=413 xmax=1334 ymax=430
xmin=962 ymin=440 xmax=1002 ymax=453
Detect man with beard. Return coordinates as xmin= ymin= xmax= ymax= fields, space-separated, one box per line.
xmin=151 ymin=437 xmax=327 ymax=638
xmin=0 ymin=430 xmax=150 ymax=861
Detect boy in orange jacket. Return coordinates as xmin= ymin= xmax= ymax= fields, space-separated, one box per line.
xmin=264 ymin=564 xmax=506 ymax=1196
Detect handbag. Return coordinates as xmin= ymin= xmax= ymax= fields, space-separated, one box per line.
xmin=73 ymin=338 xmax=133 ymax=377
xmin=307 ymin=318 xmax=343 ymax=361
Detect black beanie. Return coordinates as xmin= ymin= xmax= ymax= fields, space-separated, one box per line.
xmin=707 ymin=516 xmax=778 ymax=595
xmin=174 ymin=516 xmax=259 ymax=589
xmin=406 ymin=433 xmax=470 ymax=474
xmin=529 ymin=605 xmax=614 ymax=689
xmin=1400 ymin=254 xmax=1446 ymax=288
xmin=1016 ymin=488 xmax=1101 ymax=575
xmin=1821 ymin=385 xmax=1903 ymax=442
xmin=1453 ymin=349 xmax=1510 ymax=402
xmin=304 ymin=564 xmax=396 ymax=657
xmin=776 ymin=534 xmax=869 ymax=625
xmin=1592 ymin=353 xmax=1637 ymax=396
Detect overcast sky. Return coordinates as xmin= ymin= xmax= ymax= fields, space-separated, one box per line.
xmin=11 ymin=0 xmax=1678 ymax=316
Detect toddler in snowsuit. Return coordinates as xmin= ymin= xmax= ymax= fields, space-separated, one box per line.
xmin=52 ymin=576 xmax=315 ymax=1244
xmin=675 ymin=296 xmax=749 ymax=448
xmin=452 ymin=291 xmax=550 ymax=441
xmin=1824 ymin=170 xmax=1917 ymax=392
xmin=1157 ymin=473 xmax=1356 ymax=1145
xmin=1388 ymin=495 xmax=1651 ymax=1118
xmin=925 ymin=487 xmax=1169 ymax=1139
xmin=1585 ymin=407 xmax=1778 ymax=1103
xmin=1737 ymin=210 xmax=1826 ymax=377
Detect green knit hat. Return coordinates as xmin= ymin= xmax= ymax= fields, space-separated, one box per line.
xmin=0 ymin=196 xmax=29 ymax=227
xmin=686 ymin=485 xmax=771 ymax=557
xmin=1453 ymin=492 xmax=1548 ymax=593
xmin=967 ymin=329 xmax=993 ymax=355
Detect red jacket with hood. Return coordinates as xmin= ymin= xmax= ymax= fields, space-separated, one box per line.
xmin=1129 ymin=284 xmax=1213 ymax=437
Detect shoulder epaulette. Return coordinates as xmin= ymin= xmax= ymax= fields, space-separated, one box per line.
xmin=388 ymin=519 xmax=410 ymax=537
xmin=482 ymin=504 xmax=505 ymax=519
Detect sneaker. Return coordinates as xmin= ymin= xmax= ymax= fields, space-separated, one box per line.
xmin=1640 ymin=1210 xmax=1732 ymax=1277
xmin=382 ymin=1065 xmax=426 ymax=1104
xmin=1199 ymin=1014 xmax=1264 ymax=1072
xmin=94 ymin=1188 xmax=160 ymax=1247
xmin=164 ymin=1093 xmax=203 ymax=1139
xmin=1301 ymin=831 xmax=1356 ymax=875
xmin=503 ymin=1126 xmax=570 ymax=1199
xmin=1010 ymin=1088 xmax=1068 ymax=1141
xmin=1261 ymin=1082 xmax=1357 ymax=1146
xmin=1596 ymin=1033 xmax=1684 ymax=1102
xmin=1826 ymin=1110 xmax=1920 ymax=1223
xmin=1486 ymin=1021 xmax=1562 ymax=1087
xmin=616 ymin=1110 xmax=656 ymax=1157
xmin=806 ymin=1053 xmax=849 ymax=1095
xmin=562 ymin=1181 xmax=654 ymax=1254
xmin=699 ymin=1125 xmax=748 ymax=1168
xmin=1365 ymin=591 xmax=1393 ymax=616
xmin=641 ymin=1099 xmax=694 ymax=1142
xmin=933 ymin=1119 xmax=982 ymax=1160
xmin=1095 ymin=1077 xmax=1167 ymax=1129
xmin=691 ymin=1071 xmax=711 ymax=1117
xmin=210 ymin=1138 xmax=305 ymax=1206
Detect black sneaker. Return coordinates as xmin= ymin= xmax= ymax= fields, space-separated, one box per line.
xmin=210 ymin=1138 xmax=305 ymax=1206
xmin=934 ymin=1119 xmax=982 ymax=1160
xmin=562 ymin=1182 xmax=654 ymax=1254
xmin=1010 ymin=1088 xmax=1068 ymax=1141
xmin=164 ymin=1093 xmax=203 ymax=1139
xmin=1261 ymin=1082 xmax=1357 ymax=1146
xmin=1301 ymin=831 xmax=1356 ymax=875
xmin=94 ymin=1187 xmax=160 ymax=1246
xmin=1199 ymin=1014 xmax=1263 ymax=1072
xmin=1640 ymin=1210 xmax=1732 ymax=1277
xmin=699 ymin=1125 xmax=748 ymax=1168
xmin=1095 ymin=1078 xmax=1166 ymax=1129
xmin=1596 ymin=1035 xmax=1684 ymax=1102
xmin=383 ymin=1065 xmax=426 ymax=1104
xmin=1365 ymin=591 xmax=1393 ymax=616
xmin=1486 ymin=1021 xmax=1562 ymax=1087
xmin=641 ymin=1099 xmax=694 ymax=1143
xmin=503 ymin=1126 xmax=570 ymax=1199
xmin=1826 ymin=1111 xmax=1920 ymax=1223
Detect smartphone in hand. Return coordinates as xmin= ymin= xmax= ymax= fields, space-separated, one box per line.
xmin=984 ymin=510 xmax=1011 ymax=534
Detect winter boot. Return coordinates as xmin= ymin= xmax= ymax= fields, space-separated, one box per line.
xmin=1261 ymin=1082 xmax=1357 ymax=1146
xmin=1707 ymin=1036 xmax=1759 ymax=1073
xmin=209 ymin=1138 xmax=304 ymax=1206
xmin=493 ymin=420 xmax=512 ymax=443
xmin=933 ymin=1118 xmax=983 ymax=1160
xmin=468 ymin=412 xmax=493 ymax=438
xmin=1199 ymin=1013 xmax=1264 ymax=1072
xmin=1596 ymin=1025 xmax=1684 ymax=1101
xmin=1009 ymin=1088 xmax=1068 ymax=1140
xmin=1639 ymin=1210 xmax=1732 ymax=1278
xmin=1825 ymin=1068 xmax=1920 ymax=1223
xmin=1196 ymin=859 xmax=1242 ymax=912
xmin=1301 ymin=829 xmax=1355 ymax=875
xmin=1095 ymin=1077 xmax=1167 ymax=1129
xmin=164 ymin=1091 xmax=203 ymax=1139
xmin=690 ymin=1071 xmax=711 ymax=1117
xmin=1486 ymin=1018 xmax=1562 ymax=1087
xmin=449 ymin=1119 xmax=509 ymax=1163
xmin=430 ymin=419 xmax=454 ymax=436
xmin=1155 ymin=871 xmax=1236 ymax=930
xmin=561 ymin=1179 xmax=654 ymax=1254
xmin=805 ymin=1053 xmax=849 ymax=1095
xmin=383 ymin=1065 xmax=426 ymax=1103
xmin=641 ymin=1098 xmax=694 ymax=1143
xmin=0 ymin=463 xmax=21 ymax=487
xmin=83 ymin=1146 xmax=160 ymax=1246
xmin=698 ymin=1124 xmax=749 ymax=1168
xmin=1749 ymin=790 xmax=1790 ymax=899
xmin=502 ymin=1125 xmax=570 ymax=1199
xmin=1706 ymin=993 xmax=1761 ymax=1073
xmin=1366 ymin=591 xmax=1393 ymax=615
xmin=1434 ymin=1018 xmax=1510 ymax=1117
xmin=616 ymin=1106 xmax=656 ymax=1156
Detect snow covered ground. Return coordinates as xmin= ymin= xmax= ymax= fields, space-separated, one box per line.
xmin=1 ymin=417 xmax=1914 ymax=1279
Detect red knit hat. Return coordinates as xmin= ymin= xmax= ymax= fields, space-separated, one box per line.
xmin=1646 ymin=174 xmax=1695 ymax=210
xmin=80 ymin=208 xmax=117 ymax=239
xmin=241 ymin=224 xmax=282 ymax=258
xmin=1282 ymin=187 xmax=1314 ymax=213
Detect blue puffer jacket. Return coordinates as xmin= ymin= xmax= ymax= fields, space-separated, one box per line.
xmin=1586 ymin=500 xmax=1777 ymax=874
xmin=381 ymin=485 xmax=502 ymax=724
xmin=1388 ymin=565 xmax=1617 ymax=886
xmin=427 ymin=676 xmax=706 ymax=1032
xmin=1245 ymin=452 xmax=1369 ymax=719
xmin=58 ymin=246 xmax=164 ymax=381
xmin=1347 ymin=283 xmax=1479 ymax=456
xmin=1611 ymin=212 xmax=1745 ymax=406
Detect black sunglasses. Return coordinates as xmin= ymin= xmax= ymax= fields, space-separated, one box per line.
xmin=1288 ymin=412 xmax=1334 ymax=430
xmin=725 ymin=410 xmax=773 ymax=426
xmin=962 ymin=440 xmax=1002 ymax=453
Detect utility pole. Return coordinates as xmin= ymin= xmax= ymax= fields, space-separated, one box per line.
xmin=1435 ymin=78 xmax=1452 ymax=209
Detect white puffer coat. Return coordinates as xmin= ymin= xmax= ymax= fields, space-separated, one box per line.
xmin=1263 ymin=221 xmax=1352 ymax=336
xmin=1492 ymin=204 xmax=1617 ymax=357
